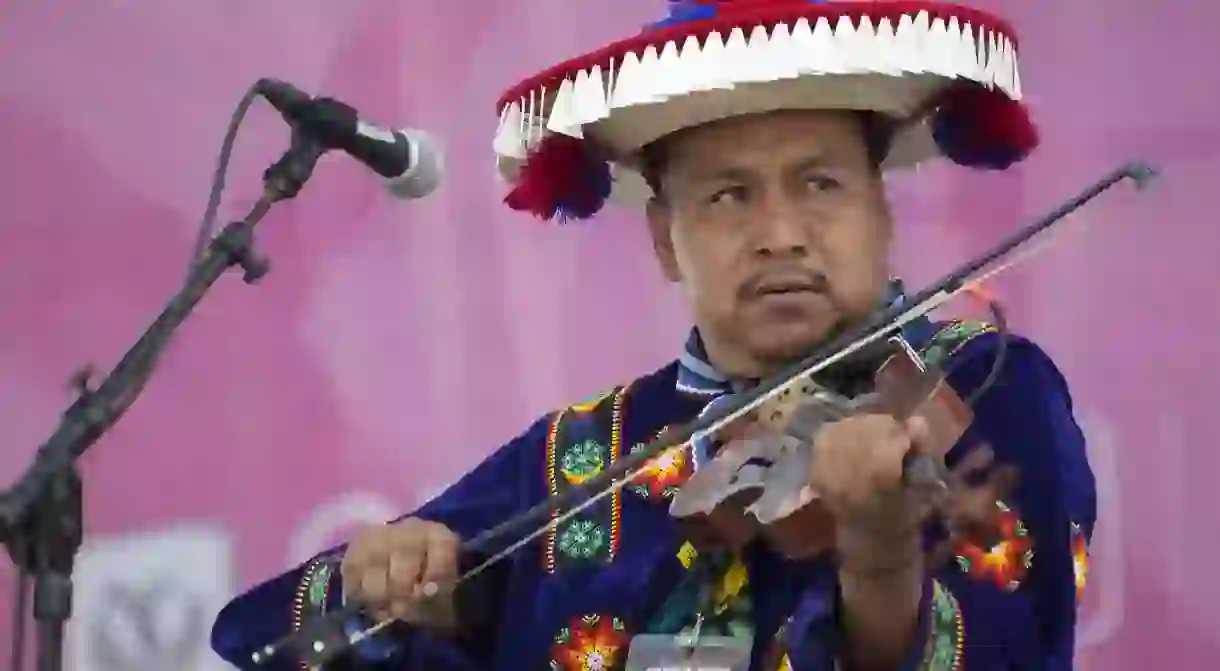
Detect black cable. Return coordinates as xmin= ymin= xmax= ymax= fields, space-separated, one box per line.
xmin=186 ymin=83 xmax=262 ymax=283
xmin=11 ymin=568 xmax=28 ymax=671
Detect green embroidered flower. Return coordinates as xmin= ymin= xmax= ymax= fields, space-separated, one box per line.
xmin=923 ymin=321 xmax=991 ymax=368
xmin=558 ymin=519 xmax=608 ymax=559
xmin=560 ymin=439 xmax=608 ymax=483
xmin=307 ymin=563 xmax=332 ymax=608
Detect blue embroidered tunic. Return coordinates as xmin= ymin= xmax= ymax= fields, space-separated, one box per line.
xmin=210 ymin=317 xmax=1096 ymax=670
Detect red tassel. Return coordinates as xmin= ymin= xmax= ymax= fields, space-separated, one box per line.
xmin=505 ymin=135 xmax=594 ymax=221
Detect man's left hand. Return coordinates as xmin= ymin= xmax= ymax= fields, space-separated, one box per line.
xmin=808 ymin=413 xmax=936 ymax=558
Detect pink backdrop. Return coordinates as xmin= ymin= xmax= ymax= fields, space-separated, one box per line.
xmin=1 ymin=0 xmax=1217 ymax=668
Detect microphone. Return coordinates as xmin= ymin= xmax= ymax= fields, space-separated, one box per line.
xmin=255 ymin=78 xmax=443 ymax=200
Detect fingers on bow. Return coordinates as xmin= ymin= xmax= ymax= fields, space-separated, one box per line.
xmin=342 ymin=522 xmax=460 ymax=622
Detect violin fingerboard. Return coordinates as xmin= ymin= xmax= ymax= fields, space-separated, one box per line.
xmin=919 ymin=380 xmax=973 ymax=456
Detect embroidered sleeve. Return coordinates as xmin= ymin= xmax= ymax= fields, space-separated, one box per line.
xmin=906 ymin=580 xmax=964 ymax=671
xmin=290 ymin=552 xmax=406 ymax=663
xmin=806 ymin=580 xmax=961 ymax=671
xmin=211 ymin=416 xmax=551 ymax=670
xmin=291 ymin=554 xmax=340 ymax=632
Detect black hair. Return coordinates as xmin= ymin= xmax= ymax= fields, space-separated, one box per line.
xmin=638 ymin=111 xmax=897 ymax=199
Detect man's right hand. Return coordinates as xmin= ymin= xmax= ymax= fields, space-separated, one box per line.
xmin=339 ymin=517 xmax=460 ymax=629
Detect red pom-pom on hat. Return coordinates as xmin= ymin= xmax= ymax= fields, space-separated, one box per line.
xmin=931 ymin=84 xmax=1038 ymax=170
xmin=503 ymin=135 xmax=613 ymax=223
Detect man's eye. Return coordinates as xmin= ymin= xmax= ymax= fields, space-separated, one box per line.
xmin=709 ymin=186 xmax=747 ymax=205
xmin=807 ymin=175 xmax=842 ymax=192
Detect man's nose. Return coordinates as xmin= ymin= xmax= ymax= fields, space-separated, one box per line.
xmin=751 ymin=197 xmax=809 ymax=258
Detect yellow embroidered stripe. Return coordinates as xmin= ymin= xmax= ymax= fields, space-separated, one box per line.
xmin=543 ymin=413 xmax=563 ymax=573
xmin=290 ymin=557 xmax=334 ymax=670
xmin=543 ymin=385 xmax=627 ymax=572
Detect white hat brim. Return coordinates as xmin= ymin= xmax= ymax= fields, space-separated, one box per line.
xmin=494 ymin=9 xmax=1021 ymax=207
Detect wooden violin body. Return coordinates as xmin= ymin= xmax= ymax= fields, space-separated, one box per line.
xmin=668 ymin=336 xmax=974 ymax=559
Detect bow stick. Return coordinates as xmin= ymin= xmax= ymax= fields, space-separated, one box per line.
xmin=258 ymin=160 xmax=1156 ymax=668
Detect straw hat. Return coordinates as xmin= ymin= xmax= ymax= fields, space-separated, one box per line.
xmin=492 ymin=0 xmax=1034 ymax=222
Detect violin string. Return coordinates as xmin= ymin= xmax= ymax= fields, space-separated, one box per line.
xmin=268 ymin=165 xmax=1148 ymax=663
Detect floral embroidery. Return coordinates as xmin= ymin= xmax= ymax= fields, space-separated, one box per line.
xmin=626 ymin=430 xmax=692 ymax=500
xmin=918 ymin=581 xmax=964 ymax=670
xmin=1071 ymin=522 xmax=1089 ymax=603
xmin=954 ymin=501 xmax=1034 ymax=590
xmin=545 ymin=389 xmax=626 ymax=571
xmin=550 ymin=614 xmax=630 ymax=671
xmin=561 ymin=439 xmax=609 ymax=484
xmin=557 ymin=519 xmax=609 ymax=559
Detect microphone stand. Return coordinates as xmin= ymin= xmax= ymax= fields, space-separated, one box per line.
xmin=0 ymin=129 xmax=328 ymax=671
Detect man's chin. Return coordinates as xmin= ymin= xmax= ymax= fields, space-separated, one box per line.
xmin=746 ymin=324 xmax=839 ymax=367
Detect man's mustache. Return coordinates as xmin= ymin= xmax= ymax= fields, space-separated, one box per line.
xmin=737 ymin=265 xmax=830 ymax=300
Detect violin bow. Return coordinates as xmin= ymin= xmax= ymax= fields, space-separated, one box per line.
xmin=257 ymin=161 xmax=1156 ymax=668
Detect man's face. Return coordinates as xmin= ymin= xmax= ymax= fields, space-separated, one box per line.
xmin=646 ymin=110 xmax=893 ymax=376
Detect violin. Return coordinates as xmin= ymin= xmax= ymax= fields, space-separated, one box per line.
xmin=669 ymin=332 xmax=975 ymax=560
xmin=258 ymin=161 xmax=1155 ymax=669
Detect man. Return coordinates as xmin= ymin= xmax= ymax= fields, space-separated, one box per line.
xmin=211 ymin=1 xmax=1096 ymax=669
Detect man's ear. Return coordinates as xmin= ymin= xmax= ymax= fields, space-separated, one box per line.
xmin=645 ymin=197 xmax=682 ymax=282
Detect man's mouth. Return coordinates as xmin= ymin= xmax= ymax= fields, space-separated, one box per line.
xmin=756 ymin=279 xmax=822 ymax=296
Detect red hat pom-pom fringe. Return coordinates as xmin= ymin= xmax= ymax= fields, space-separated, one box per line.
xmin=932 ymin=84 xmax=1039 ymax=170
xmin=504 ymin=135 xmax=613 ymax=223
